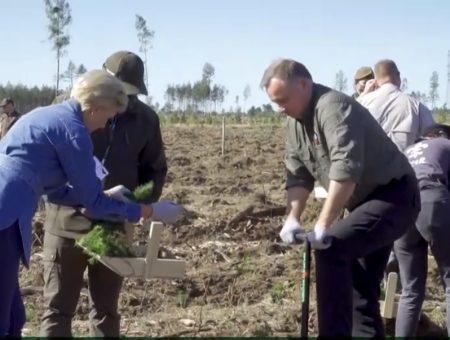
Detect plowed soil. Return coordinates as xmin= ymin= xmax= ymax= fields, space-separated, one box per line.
xmin=21 ymin=125 xmax=447 ymax=337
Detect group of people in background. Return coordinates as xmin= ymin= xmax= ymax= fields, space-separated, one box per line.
xmin=263 ymin=58 xmax=450 ymax=337
xmin=352 ymin=60 xmax=450 ymax=337
xmin=0 ymin=53 xmax=449 ymax=338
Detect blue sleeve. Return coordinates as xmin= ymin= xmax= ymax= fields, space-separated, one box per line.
xmin=45 ymin=185 xmax=80 ymax=206
xmin=53 ymin=133 xmax=141 ymax=222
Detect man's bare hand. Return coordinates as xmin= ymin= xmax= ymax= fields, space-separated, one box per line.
xmin=362 ymin=79 xmax=378 ymax=95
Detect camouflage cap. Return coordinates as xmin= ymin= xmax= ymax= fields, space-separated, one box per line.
xmin=354 ymin=66 xmax=374 ymax=81
xmin=0 ymin=98 xmax=13 ymax=107
xmin=103 ymin=51 xmax=148 ymax=96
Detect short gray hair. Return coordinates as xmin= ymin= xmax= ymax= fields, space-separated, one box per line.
xmin=260 ymin=59 xmax=312 ymax=89
xmin=71 ymin=69 xmax=128 ymax=112
xmin=374 ymin=59 xmax=400 ymax=78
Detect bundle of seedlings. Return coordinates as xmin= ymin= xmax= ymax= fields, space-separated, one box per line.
xmin=77 ymin=181 xmax=154 ymax=264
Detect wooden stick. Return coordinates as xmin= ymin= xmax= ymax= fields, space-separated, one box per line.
xmin=380 ymin=272 xmax=399 ymax=319
xmin=221 ymin=115 xmax=225 ymax=156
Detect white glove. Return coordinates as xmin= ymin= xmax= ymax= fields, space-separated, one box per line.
xmin=104 ymin=185 xmax=133 ymax=202
xmin=151 ymin=200 xmax=184 ymax=225
xmin=280 ymin=215 xmax=306 ymax=244
xmin=306 ymin=224 xmax=332 ymax=249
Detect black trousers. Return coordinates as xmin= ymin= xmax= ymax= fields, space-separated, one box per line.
xmin=314 ymin=175 xmax=420 ymax=337
xmin=395 ymin=186 xmax=450 ymax=337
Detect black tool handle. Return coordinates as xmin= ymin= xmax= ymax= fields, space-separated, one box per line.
xmin=300 ymin=239 xmax=311 ymax=339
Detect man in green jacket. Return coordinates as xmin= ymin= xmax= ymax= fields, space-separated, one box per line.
xmin=39 ymin=51 xmax=168 ymax=337
xmin=261 ymin=59 xmax=420 ymax=337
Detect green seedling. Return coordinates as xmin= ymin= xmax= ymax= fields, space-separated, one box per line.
xmin=77 ymin=224 xmax=135 ymax=265
xmin=237 ymin=252 xmax=253 ymax=275
xmin=176 ymin=289 xmax=189 ymax=308
xmin=124 ymin=181 xmax=154 ymax=202
xmin=77 ymin=181 xmax=154 ymax=263
xmin=380 ymin=283 xmax=386 ymax=301
xmin=270 ymin=280 xmax=291 ymax=303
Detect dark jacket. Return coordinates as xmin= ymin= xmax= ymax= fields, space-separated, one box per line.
xmin=285 ymin=83 xmax=414 ymax=210
xmin=45 ymin=96 xmax=167 ymax=239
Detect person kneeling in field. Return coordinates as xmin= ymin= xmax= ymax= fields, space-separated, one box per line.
xmin=261 ymin=59 xmax=420 ymax=337
xmin=394 ymin=123 xmax=450 ymax=337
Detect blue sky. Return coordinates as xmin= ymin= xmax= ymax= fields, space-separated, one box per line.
xmin=1 ymin=0 xmax=449 ymax=109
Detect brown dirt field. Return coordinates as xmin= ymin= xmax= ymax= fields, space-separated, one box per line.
xmin=20 ymin=125 xmax=447 ymax=337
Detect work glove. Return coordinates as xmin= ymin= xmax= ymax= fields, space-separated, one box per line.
xmin=104 ymin=185 xmax=133 ymax=203
xmin=280 ymin=215 xmax=306 ymax=244
xmin=151 ymin=200 xmax=185 ymax=225
xmin=306 ymin=224 xmax=332 ymax=249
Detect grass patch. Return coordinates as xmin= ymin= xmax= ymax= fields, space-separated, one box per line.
xmin=270 ymin=280 xmax=292 ymax=303
xmin=177 ymin=289 xmax=189 ymax=308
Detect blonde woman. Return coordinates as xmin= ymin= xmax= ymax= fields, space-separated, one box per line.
xmin=0 ymin=69 xmax=183 ymax=336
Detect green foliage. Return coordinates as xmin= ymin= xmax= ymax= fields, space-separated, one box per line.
xmin=237 ymin=252 xmax=253 ymax=275
xmin=176 ymin=289 xmax=189 ymax=308
xmin=60 ymin=60 xmax=76 ymax=87
xmin=433 ymin=106 xmax=450 ymax=123
xmin=164 ymin=63 xmax=227 ymax=114
xmin=243 ymin=85 xmax=251 ymax=102
xmin=135 ymin=14 xmax=154 ymax=89
xmin=380 ymin=283 xmax=386 ymax=301
xmin=135 ymin=15 xmax=154 ymax=48
xmin=270 ymin=281 xmax=292 ymax=303
xmin=77 ymin=224 xmax=135 ymax=265
xmin=335 ymin=70 xmax=348 ymax=93
xmin=429 ymin=71 xmax=440 ymax=109
xmin=44 ymin=0 xmax=72 ymax=51
xmin=43 ymin=0 xmax=72 ymax=94
xmin=400 ymin=77 xmax=408 ymax=92
xmin=76 ymin=64 xmax=87 ymax=75
xmin=0 ymin=83 xmax=55 ymax=113
xmin=77 ymin=181 xmax=154 ymax=263
xmin=60 ymin=60 xmax=87 ymax=88
xmin=124 ymin=181 xmax=154 ymax=202
xmin=158 ymin=111 xmax=283 ymax=126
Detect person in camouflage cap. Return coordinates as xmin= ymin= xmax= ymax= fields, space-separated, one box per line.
xmin=352 ymin=66 xmax=374 ymax=99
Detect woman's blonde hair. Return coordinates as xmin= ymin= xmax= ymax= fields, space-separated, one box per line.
xmin=71 ymin=69 xmax=128 ymax=112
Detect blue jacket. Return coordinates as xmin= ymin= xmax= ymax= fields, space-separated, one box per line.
xmin=0 ymin=99 xmax=141 ymax=264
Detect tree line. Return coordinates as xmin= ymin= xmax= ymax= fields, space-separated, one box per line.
xmin=0 ymin=84 xmax=55 ymax=113
xmin=163 ymin=63 xmax=227 ymax=114
xmin=1 ymin=0 xmax=447 ymax=118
